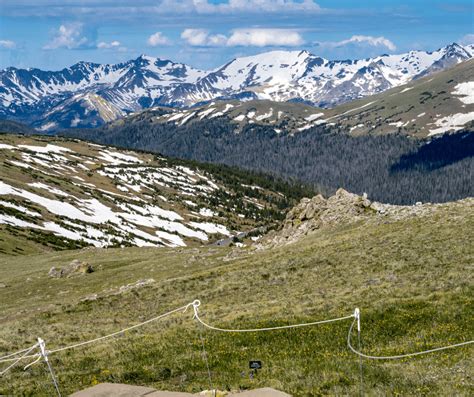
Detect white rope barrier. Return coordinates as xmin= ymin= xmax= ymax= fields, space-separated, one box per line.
xmin=0 ymin=343 xmax=39 ymax=376
xmin=0 ymin=301 xmax=195 ymax=373
xmin=0 ymin=345 xmax=39 ymax=361
xmin=48 ymin=302 xmax=194 ymax=354
xmin=2 ymin=299 xmax=473 ymax=383
xmin=191 ymin=300 xmax=355 ymax=332
xmin=347 ymin=316 xmax=474 ymax=360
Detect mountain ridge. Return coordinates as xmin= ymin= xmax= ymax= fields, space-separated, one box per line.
xmin=95 ymin=59 xmax=474 ymax=139
xmin=1 ymin=42 xmax=472 ymax=131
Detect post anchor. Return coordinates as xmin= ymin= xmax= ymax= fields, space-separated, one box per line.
xmin=354 ymin=308 xmax=361 ymax=333
xmin=38 ymin=338 xmax=62 ymax=397
xmin=353 ymin=308 xmax=363 ymax=397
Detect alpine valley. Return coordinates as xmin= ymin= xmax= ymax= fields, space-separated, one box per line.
xmin=63 ymin=58 xmax=474 ymax=205
xmin=1 ymin=33 xmax=474 ymax=397
xmin=1 ymin=42 xmax=473 ymax=131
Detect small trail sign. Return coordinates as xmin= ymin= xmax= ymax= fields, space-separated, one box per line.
xmin=249 ymin=360 xmax=262 ymax=370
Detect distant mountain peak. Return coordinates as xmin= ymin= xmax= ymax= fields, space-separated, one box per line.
xmin=1 ymin=42 xmax=472 ymax=131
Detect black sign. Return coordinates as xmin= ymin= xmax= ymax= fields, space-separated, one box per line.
xmin=249 ymin=360 xmax=262 ymax=370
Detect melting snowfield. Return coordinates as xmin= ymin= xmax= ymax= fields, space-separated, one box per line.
xmin=429 ymin=112 xmax=474 ymax=136
xmin=0 ymin=141 xmax=233 ymax=248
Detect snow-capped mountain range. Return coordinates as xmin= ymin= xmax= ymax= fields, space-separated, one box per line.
xmin=1 ymin=42 xmax=473 ymax=131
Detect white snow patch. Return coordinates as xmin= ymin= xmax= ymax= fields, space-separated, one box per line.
xmin=336 ymin=101 xmax=375 ymax=117
xmin=453 ymin=82 xmax=474 ymax=104
xmin=256 ymin=109 xmax=273 ymax=121
xmin=350 ymin=123 xmax=365 ymax=131
xmin=428 ymin=112 xmax=474 ymax=136
xmin=28 ymin=182 xmax=70 ymax=197
xmin=199 ymin=107 xmax=216 ymax=119
xmin=155 ymin=230 xmax=186 ymax=247
xmin=19 ymin=144 xmax=72 ymax=154
xmin=233 ymin=114 xmax=246 ymax=121
xmin=199 ymin=208 xmax=217 ymax=217
xmin=0 ymin=214 xmax=42 ymax=229
xmin=0 ymin=200 xmax=41 ymax=217
xmin=389 ymin=121 xmax=404 ymax=128
xmin=188 ymin=221 xmax=230 ymax=236
xmin=305 ymin=113 xmax=324 ymax=122
xmin=98 ymin=150 xmax=142 ymax=165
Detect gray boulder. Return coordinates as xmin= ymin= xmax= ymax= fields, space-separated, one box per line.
xmin=48 ymin=259 xmax=94 ymax=278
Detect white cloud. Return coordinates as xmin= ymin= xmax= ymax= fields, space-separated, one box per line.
xmin=227 ymin=28 xmax=304 ymax=47
xmin=97 ymin=40 xmax=121 ymax=49
xmin=1 ymin=0 xmax=323 ymax=17
xmin=337 ymin=35 xmax=396 ymax=51
xmin=190 ymin=0 xmax=321 ymax=14
xmin=43 ymin=23 xmax=92 ymax=50
xmin=181 ymin=29 xmax=208 ymax=46
xmin=181 ymin=29 xmax=227 ymax=46
xmin=181 ymin=28 xmax=303 ymax=47
xmin=316 ymin=35 xmax=396 ymax=51
xmin=0 ymin=40 xmax=16 ymax=49
xmin=459 ymin=33 xmax=474 ymax=45
xmin=147 ymin=32 xmax=170 ymax=46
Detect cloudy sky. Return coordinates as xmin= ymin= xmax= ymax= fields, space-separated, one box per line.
xmin=0 ymin=0 xmax=473 ymax=70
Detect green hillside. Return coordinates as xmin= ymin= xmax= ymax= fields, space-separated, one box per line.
xmin=325 ymin=58 xmax=474 ymax=137
xmin=0 ymin=134 xmax=311 ymax=255
xmin=1 ymin=194 xmax=472 ymax=395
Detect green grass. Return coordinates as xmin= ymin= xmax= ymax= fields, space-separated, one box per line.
xmin=0 ymin=201 xmax=473 ymax=396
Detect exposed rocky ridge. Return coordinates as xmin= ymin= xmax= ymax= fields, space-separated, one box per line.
xmin=262 ymin=188 xmax=474 ymax=247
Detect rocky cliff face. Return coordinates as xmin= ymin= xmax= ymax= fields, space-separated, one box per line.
xmin=261 ymin=188 xmax=473 ymax=247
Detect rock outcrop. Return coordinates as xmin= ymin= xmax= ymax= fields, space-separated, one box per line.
xmin=261 ymin=188 xmax=473 ymax=247
xmin=48 ymin=259 xmax=94 ymax=278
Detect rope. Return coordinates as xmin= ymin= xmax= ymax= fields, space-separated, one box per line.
xmin=23 ymin=354 xmax=42 ymax=371
xmin=0 ymin=345 xmax=39 ymax=361
xmin=191 ymin=300 xmax=354 ymax=332
xmin=1 ymin=301 xmax=195 ymax=368
xmin=347 ymin=317 xmax=474 ymax=360
xmin=49 ymin=302 xmax=194 ymax=354
xmin=0 ymin=343 xmax=39 ymax=376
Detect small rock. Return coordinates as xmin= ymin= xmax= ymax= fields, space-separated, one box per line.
xmin=80 ymin=294 xmax=98 ymax=302
xmin=48 ymin=259 xmax=94 ymax=278
xmin=117 ymin=279 xmax=155 ymax=294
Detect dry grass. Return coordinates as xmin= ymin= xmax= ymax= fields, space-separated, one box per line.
xmin=0 ymin=201 xmax=473 ymax=395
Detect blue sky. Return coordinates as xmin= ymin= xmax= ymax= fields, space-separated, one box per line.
xmin=0 ymin=0 xmax=473 ymax=70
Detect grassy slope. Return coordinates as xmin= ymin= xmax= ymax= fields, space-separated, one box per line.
xmin=0 ymin=199 xmax=472 ymax=396
xmin=324 ymin=59 xmax=474 ymax=137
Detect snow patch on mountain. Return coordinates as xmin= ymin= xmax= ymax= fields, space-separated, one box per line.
xmin=453 ymin=82 xmax=474 ymax=104
xmin=1 ymin=43 xmax=472 ymax=130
